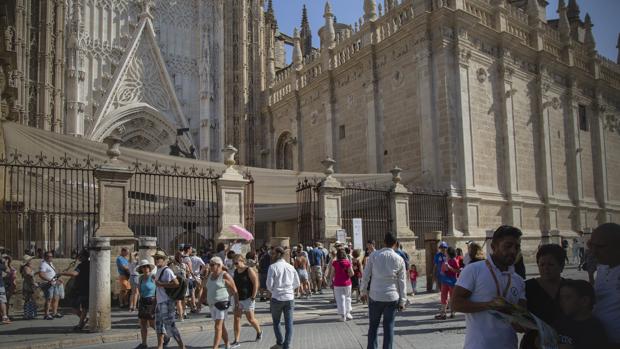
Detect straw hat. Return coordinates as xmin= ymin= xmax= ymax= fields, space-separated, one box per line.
xmin=22 ymin=255 xmax=33 ymax=265
xmin=152 ymin=250 xmax=168 ymax=259
xmin=134 ymin=259 xmax=156 ymax=274
xmin=209 ymin=256 xmax=223 ymax=265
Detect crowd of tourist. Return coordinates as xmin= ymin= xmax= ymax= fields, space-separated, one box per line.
xmin=0 ymin=222 xmax=619 ymax=349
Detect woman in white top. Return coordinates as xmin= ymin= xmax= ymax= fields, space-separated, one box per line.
xmin=128 ymin=251 xmax=140 ymax=312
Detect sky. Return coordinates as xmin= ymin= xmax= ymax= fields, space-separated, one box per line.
xmin=272 ymin=0 xmax=619 ymax=62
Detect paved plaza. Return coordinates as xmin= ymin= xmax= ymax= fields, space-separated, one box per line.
xmin=1 ymin=264 xmax=587 ymax=349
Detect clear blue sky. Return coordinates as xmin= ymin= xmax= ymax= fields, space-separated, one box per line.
xmin=272 ymin=0 xmax=619 ymax=62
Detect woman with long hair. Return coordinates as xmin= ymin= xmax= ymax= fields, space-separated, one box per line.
xmin=328 ymin=249 xmax=354 ymax=322
xmin=231 ymin=254 xmax=262 ymax=347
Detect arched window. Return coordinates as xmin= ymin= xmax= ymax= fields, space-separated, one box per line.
xmin=276 ymin=132 xmax=294 ymax=170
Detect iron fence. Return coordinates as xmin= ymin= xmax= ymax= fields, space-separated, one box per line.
xmin=0 ymin=150 xmax=100 ymax=257
xmin=128 ymin=161 xmax=220 ymax=254
xmin=296 ymin=178 xmax=321 ymax=246
xmin=342 ymin=183 xmax=392 ymax=247
xmin=408 ymin=187 xmax=449 ymax=248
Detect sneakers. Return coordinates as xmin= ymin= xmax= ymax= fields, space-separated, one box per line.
xmin=256 ymin=331 xmax=263 ymax=341
xmin=346 ymin=313 xmax=353 ymax=320
xmin=230 ymin=341 xmax=241 ymax=348
xmin=44 ymin=315 xmax=54 ymax=320
xmin=341 ymin=316 xmax=347 ymax=322
xmin=53 ymin=313 xmax=64 ymax=318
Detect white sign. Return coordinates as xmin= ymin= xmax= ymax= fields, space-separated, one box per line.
xmin=353 ymin=218 xmax=363 ymax=250
xmin=336 ymin=229 xmax=347 ymax=244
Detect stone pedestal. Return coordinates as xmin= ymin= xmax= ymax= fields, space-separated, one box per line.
xmin=389 ymin=167 xmax=416 ymax=249
xmin=216 ymin=145 xmax=249 ymax=241
xmin=424 ymin=231 xmax=442 ymax=292
xmin=318 ymin=158 xmax=344 ymax=242
xmin=138 ymin=236 xmax=158 ymax=264
xmin=89 ymin=237 xmax=111 ymax=332
xmin=549 ymin=229 xmax=561 ymax=246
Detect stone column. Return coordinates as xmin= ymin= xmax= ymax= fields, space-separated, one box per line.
xmin=93 ymin=136 xmax=136 ymax=254
xmin=317 ymin=158 xmax=344 ymax=243
xmin=89 ymin=237 xmax=111 ymax=332
xmin=389 ymin=167 xmax=416 ymax=251
xmin=216 ymin=145 xmax=249 ymax=241
xmin=424 ymin=231 xmax=441 ymax=292
xmin=138 ymin=236 xmax=157 ymax=264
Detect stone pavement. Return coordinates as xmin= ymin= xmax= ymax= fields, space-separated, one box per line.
xmin=1 ymin=264 xmax=588 ymax=349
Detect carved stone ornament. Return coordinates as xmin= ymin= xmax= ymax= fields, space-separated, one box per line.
xmin=222 ymin=145 xmax=238 ymax=168
xmin=104 ymin=136 xmax=123 ymax=163
xmin=551 ymin=97 xmax=560 ymax=110
xmin=476 ymin=68 xmax=487 ymax=83
xmin=321 ymin=157 xmax=336 ymax=178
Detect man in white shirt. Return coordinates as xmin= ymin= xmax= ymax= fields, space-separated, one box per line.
xmin=153 ymin=250 xmax=185 ymax=349
xmin=360 ymin=232 xmax=407 ymax=349
xmin=590 ymin=223 xmax=620 ymax=347
xmin=452 ymin=225 xmax=526 ymax=349
xmin=267 ymin=247 xmax=300 ymax=349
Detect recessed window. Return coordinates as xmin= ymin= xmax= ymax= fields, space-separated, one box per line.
xmin=339 ymin=125 xmax=346 ymax=140
xmin=578 ymin=105 xmax=589 ymax=132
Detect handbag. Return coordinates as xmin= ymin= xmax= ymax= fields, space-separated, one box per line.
xmin=214 ymin=301 xmax=230 ymax=311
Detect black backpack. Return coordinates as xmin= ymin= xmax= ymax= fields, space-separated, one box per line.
xmin=158 ymin=267 xmax=188 ymax=301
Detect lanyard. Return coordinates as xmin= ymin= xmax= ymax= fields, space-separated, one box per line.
xmin=485 ymin=260 xmax=511 ymax=298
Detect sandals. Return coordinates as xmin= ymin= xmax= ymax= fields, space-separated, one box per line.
xmin=434 ymin=314 xmax=447 ymax=320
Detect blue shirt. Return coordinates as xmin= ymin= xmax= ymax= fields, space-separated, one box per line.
xmin=116 ymin=256 xmax=129 ymax=277
xmin=309 ymin=247 xmax=324 ymax=267
xmin=434 ymin=252 xmax=446 ymax=274
xmin=139 ymin=275 xmax=156 ymax=298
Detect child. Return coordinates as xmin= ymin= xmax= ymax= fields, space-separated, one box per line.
xmin=409 ymin=264 xmax=418 ymax=296
xmin=554 ymin=280 xmax=608 ymax=349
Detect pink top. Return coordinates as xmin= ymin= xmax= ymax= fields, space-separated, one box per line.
xmin=332 ymin=259 xmax=352 ymax=287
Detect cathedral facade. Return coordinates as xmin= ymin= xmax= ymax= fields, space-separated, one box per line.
xmin=1 ymin=0 xmax=619 ymax=240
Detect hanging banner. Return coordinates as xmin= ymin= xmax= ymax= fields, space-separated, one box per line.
xmin=353 ymin=218 xmax=363 ymax=250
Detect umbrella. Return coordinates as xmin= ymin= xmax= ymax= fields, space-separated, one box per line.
xmin=229 ymin=225 xmax=254 ymax=241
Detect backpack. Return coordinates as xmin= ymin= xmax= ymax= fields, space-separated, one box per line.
xmin=158 ymin=267 xmax=188 ymax=301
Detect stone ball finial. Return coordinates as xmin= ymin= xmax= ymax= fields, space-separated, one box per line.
xmin=103 ymin=136 xmax=122 ymax=163
xmin=222 ymin=145 xmax=238 ymax=168
xmin=390 ymin=166 xmax=402 ymax=184
xmin=321 ymin=157 xmax=336 ymax=177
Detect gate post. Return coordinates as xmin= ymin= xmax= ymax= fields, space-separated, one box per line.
xmin=89 ymin=237 xmax=111 ymax=332
xmin=389 ymin=167 xmax=416 ymax=250
xmin=138 ymin=236 xmax=158 ymax=264
xmin=93 ymin=136 xmax=135 ymax=304
xmin=318 ymin=158 xmax=344 ymax=243
xmin=216 ymin=145 xmax=249 ymax=241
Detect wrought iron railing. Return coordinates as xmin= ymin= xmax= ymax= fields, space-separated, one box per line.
xmin=341 ymin=182 xmax=392 ymax=248
xmin=296 ymin=178 xmax=321 ymax=246
xmin=408 ymin=187 xmax=449 ymax=248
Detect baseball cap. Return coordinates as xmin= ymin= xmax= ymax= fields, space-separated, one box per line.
xmin=439 ymin=241 xmax=449 ymax=248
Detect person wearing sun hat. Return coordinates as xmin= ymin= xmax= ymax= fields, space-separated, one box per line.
xmin=20 ymin=255 xmax=36 ymax=319
xmin=152 ymin=250 xmax=185 ymax=349
xmin=133 ymin=259 xmax=157 ymax=349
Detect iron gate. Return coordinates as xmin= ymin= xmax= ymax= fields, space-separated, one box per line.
xmin=0 ymin=151 xmax=100 ymax=257
xmin=408 ymin=187 xmax=449 ymax=248
xmin=341 ymin=183 xmax=392 ymax=246
xmin=296 ymin=178 xmax=321 ymax=246
xmin=128 ymin=161 xmax=220 ymax=254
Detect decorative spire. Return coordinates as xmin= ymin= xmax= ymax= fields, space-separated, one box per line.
xmin=527 ymin=0 xmax=540 ymax=21
xmin=583 ymin=13 xmax=595 ymax=53
xmin=293 ymin=28 xmax=303 ymax=70
xmin=267 ymin=44 xmax=276 ymax=86
xmin=364 ymin=0 xmax=377 ymax=22
xmin=321 ymin=1 xmax=336 ymax=49
xmin=567 ymin=0 xmax=580 ymax=21
xmin=557 ymin=0 xmax=570 ymax=43
xmin=265 ymin=0 xmax=276 ymax=26
xmin=300 ymin=4 xmax=312 ymax=56
xmin=138 ymin=0 xmax=154 ymax=20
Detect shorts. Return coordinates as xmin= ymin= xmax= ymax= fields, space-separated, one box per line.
xmin=259 ymin=272 xmax=268 ymax=289
xmin=118 ymin=275 xmax=131 ymax=290
xmin=43 ymin=284 xmax=62 ymax=300
xmin=129 ymin=275 xmax=140 ymax=289
xmin=311 ymin=266 xmax=323 ymax=280
xmin=155 ymin=300 xmax=181 ymax=341
xmin=210 ymin=305 xmax=228 ymax=320
xmin=297 ymin=269 xmax=308 ymax=282
xmin=188 ymin=279 xmax=196 ymax=290
xmin=0 ymin=286 xmax=6 ymax=304
xmin=237 ymin=298 xmax=256 ymax=312
xmin=351 ymin=276 xmax=359 ymax=289
xmin=71 ymin=294 xmax=89 ymax=310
